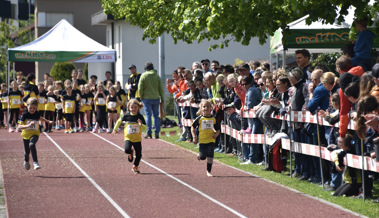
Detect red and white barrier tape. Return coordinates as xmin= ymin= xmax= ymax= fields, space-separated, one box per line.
xmin=221 ymin=124 xmax=379 ymax=173
xmin=177 ymin=101 xmax=199 ymax=108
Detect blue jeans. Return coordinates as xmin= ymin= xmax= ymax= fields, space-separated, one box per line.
xmin=143 ymin=99 xmax=160 ymax=136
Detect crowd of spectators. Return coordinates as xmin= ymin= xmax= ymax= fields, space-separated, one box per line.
xmin=166 ymin=43 xmax=379 ymax=202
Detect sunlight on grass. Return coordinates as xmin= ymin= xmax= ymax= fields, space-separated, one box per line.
xmin=157 ymin=116 xmax=379 ymax=217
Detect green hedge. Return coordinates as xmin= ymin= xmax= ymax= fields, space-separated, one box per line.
xmin=50 ymin=62 xmax=75 ymax=83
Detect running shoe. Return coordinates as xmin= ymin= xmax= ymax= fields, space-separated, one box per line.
xmin=33 ymin=162 xmax=41 ymax=170
xmin=24 ymin=161 xmax=30 ymax=170
xmin=65 ymin=130 xmax=69 ymax=134
xmin=69 ymin=129 xmax=74 ymax=133
xmin=132 ymin=166 xmax=140 ymax=174
xmin=207 ymin=171 xmax=213 ymax=177
xmin=98 ymin=129 xmax=104 ymax=133
xmin=16 ymin=128 xmax=21 ymax=132
xmin=9 ymin=127 xmax=14 ymax=133
xmin=107 ymin=129 xmax=112 ymax=133
xmin=128 ymin=150 xmax=134 ymax=162
xmin=92 ymin=128 xmax=97 ymax=133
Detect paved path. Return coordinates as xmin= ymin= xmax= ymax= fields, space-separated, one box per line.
xmin=0 ymin=129 xmax=360 ymax=217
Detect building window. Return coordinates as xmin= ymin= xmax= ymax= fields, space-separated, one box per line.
xmin=37 ymin=12 xmax=74 ymax=27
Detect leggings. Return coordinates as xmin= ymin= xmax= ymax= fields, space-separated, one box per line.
xmin=45 ymin=110 xmax=54 ymax=130
xmin=96 ymin=105 xmax=107 ymax=127
xmin=124 ymin=140 xmax=142 ymax=166
xmin=199 ymin=142 xmax=215 ymax=173
xmin=333 ymin=183 xmax=360 ymax=197
xmin=9 ymin=108 xmax=20 ymax=126
xmin=23 ymin=135 xmax=39 ymax=162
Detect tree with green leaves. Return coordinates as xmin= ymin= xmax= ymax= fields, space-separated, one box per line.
xmin=0 ymin=19 xmax=33 ymax=83
xmin=101 ymin=0 xmax=378 ymax=50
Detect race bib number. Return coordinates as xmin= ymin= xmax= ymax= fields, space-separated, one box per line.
xmin=87 ymin=99 xmax=92 ymax=105
xmin=127 ymin=125 xmax=140 ymax=134
xmin=81 ymin=99 xmax=86 ymax=105
xmin=48 ymin=97 xmax=55 ymax=103
xmin=12 ymin=98 xmax=21 ymax=105
xmin=98 ymin=98 xmax=105 ymax=105
xmin=65 ymin=102 xmax=73 ymax=108
xmin=201 ymin=120 xmax=214 ymax=130
xmin=38 ymin=98 xmax=45 ymax=104
xmin=108 ymin=102 xmax=116 ymax=108
xmin=26 ymin=120 xmax=39 ymax=131
xmin=3 ymin=96 xmax=8 ymax=102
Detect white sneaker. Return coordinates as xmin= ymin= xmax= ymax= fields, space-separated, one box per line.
xmin=240 ymin=160 xmax=253 ymax=165
xmin=33 ymin=162 xmax=41 ymax=170
xmin=24 ymin=161 xmax=30 ymax=170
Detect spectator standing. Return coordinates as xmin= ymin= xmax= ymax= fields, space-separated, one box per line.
xmin=138 ymin=62 xmax=165 ymax=139
xmin=126 ymin=64 xmax=141 ymax=101
xmin=351 ymin=18 xmax=375 ymax=71
xmin=104 ymin=71 xmax=115 ymax=88
xmin=295 ymin=49 xmax=311 ymax=81
xmin=201 ymin=59 xmax=213 ymax=74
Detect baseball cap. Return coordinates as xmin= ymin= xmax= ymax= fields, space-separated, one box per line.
xmin=129 ymin=64 xmax=136 ymax=69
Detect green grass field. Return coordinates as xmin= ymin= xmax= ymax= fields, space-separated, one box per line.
xmin=157 ymin=115 xmax=379 ymax=217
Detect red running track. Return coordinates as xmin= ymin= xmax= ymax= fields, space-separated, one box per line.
xmin=0 ymin=129 xmax=361 ymax=217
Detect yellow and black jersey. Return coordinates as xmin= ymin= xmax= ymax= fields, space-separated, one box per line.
xmin=38 ymin=90 xmax=47 ymax=111
xmin=116 ymin=112 xmax=146 ymax=142
xmin=23 ymin=82 xmax=39 ymax=104
xmin=8 ymin=90 xmax=22 ymax=109
xmin=192 ymin=115 xmax=220 ymax=144
xmin=18 ymin=111 xmax=41 ymax=140
xmin=96 ymin=93 xmax=107 ymax=106
xmin=82 ymin=92 xmax=94 ymax=111
xmin=62 ymin=94 xmax=76 ymax=114
xmin=45 ymin=94 xmax=58 ymax=112
xmin=1 ymin=92 xmax=9 ymax=109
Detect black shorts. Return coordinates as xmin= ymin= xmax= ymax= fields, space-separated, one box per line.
xmin=64 ymin=113 xmax=74 ymax=122
xmin=108 ymin=109 xmax=117 ymax=114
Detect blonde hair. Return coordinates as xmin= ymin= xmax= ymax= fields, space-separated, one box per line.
xmin=320 ymin=72 xmax=335 ymax=85
xmin=216 ymin=74 xmax=225 ymax=82
xmin=27 ymin=97 xmax=38 ymax=106
xmin=127 ymin=99 xmax=144 ymax=111
xmin=196 ymin=99 xmax=213 ymax=116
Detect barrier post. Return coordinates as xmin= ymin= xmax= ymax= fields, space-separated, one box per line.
xmin=361 ymin=139 xmax=365 ymax=202
xmin=263 ymin=124 xmax=268 ymax=169
xmin=316 ymin=110 xmax=324 ymax=188
xmin=240 ymin=109 xmax=244 ymax=159
xmin=223 ymin=109 xmax=227 ymax=154
xmin=189 ymin=102 xmax=193 ymax=143
xmin=288 ymin=106 xmax=293 ymax=178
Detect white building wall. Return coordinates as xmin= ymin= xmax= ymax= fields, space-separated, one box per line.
xmin=108 ymin=22 xmax=270 ymax=92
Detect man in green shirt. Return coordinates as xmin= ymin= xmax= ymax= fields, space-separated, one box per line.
xmin=138 ymin=62 xmax=165 ymax=139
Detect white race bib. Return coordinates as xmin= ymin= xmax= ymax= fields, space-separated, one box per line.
xmin=108 ymin=102 xmax=116 ymax=108
xmin=201 ymin=120 xmax=214 ymax=130
xmin=26 ymin=120 xmax=39 ymax=131
xmin=12 ymin=98 xmax=21 ymax=105
xmin=38 ymin=98 xmax=45 ymax=104
xmin=48 ymin=97 xmax=55 ymax=103
xmin=87 ymin=99 xmax=92 ymax=105
xmin=127 ymin=124 xmax=140 ymax=134
xmin=65 ymin=102 xmax=73 ymax=108
xmin=98 ymin=98 xmax=105 ymax=105
xmin=56 ymin=103 xmax=63 ymax=110
xmin=81 ymin=99 xmax=86 ymax=105
xmin=3 ymin=96 xmax=8 ymax=102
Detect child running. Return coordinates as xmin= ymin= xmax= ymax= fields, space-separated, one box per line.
xmin=113 ymin=99 xmax=146 ymax=174
xmin=18 ymin=97 xmax=54 ymax=170
xmin=191 ymin=100 xmax=220 ymax=177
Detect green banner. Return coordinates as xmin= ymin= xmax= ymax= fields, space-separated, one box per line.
xmin=285 ymin=28 xmax=351 ymax=49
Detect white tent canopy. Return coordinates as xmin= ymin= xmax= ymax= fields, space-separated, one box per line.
xmin=8 ymin=19 xmax=115 ymax=62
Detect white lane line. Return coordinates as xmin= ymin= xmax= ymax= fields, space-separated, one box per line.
xmin=44 ymin=133 xmax=130 ymax=218
xmin=91 ymin=132 xmax=247 ymax=218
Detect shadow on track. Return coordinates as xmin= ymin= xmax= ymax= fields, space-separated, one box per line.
xmin=35 ymin=176 xmax=86 ymax=179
